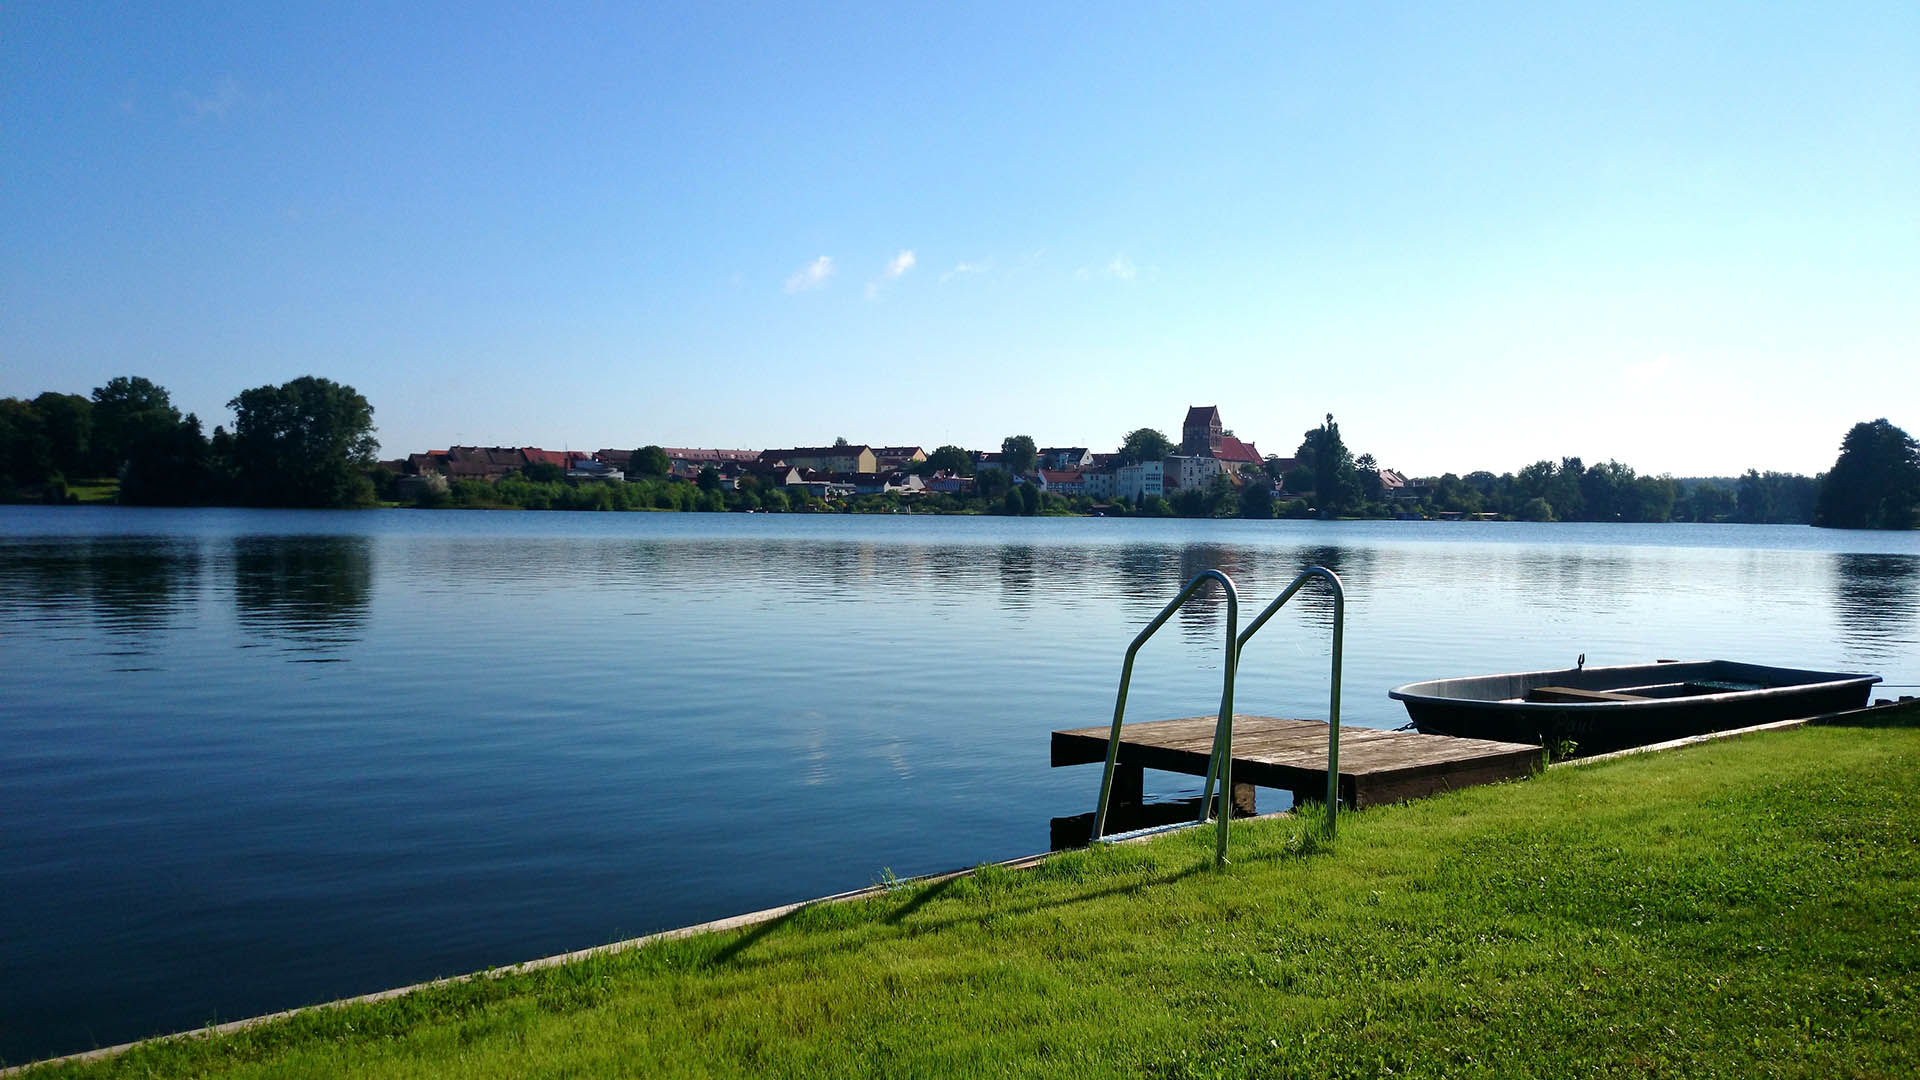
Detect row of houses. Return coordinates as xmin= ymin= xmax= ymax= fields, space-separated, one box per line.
xmin=392 ymin=447 xmax=626 ymax=483
xmin=385 ymin=406 xmax=1422 ymax=504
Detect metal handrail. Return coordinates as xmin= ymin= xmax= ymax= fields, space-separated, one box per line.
xmin=1091 ymin=570 xmax=1239 ymax=864
xmin=1221 ymin=566 xmax=1346 ymax=836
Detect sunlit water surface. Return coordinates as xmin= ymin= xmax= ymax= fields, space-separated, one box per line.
xmin=3 ymin=507 xmax=1917 ymax=1061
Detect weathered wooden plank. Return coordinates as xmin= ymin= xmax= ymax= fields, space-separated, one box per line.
xmin=1052 ymin=714 xmax=1543 ymax=810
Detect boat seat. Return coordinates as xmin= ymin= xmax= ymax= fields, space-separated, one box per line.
xmin=1526 ymin=685 xmax=1648 ymax=703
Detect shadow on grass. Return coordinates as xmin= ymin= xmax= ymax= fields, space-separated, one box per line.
xmin=697 ymin=855 xmax=1220 ymax=973
xmin=706 ymin=908 xmax=802 ymax=968
xmin=884 ymin=873 xmax=963 ymax=925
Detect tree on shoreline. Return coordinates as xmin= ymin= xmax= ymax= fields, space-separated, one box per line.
xmin=89 ymin=376 xmax=178 ymax=478
xmin=1815 ymin=419 xmax=1920 ymax=530
xmin=1297 ymin=414 xmax=1358 ymax=516
xmin=228 ymin=376 xmax=379 ymax=508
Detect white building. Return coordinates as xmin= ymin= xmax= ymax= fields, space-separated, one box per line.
xmin=1037 ymin=469 xmax=1085 ymax=496
xmin=1116 ymin=460 xmax=1165 ymax=501
xmin=1164 ymin=454 xmax=1223 ymax=492
xmin=1038 ymin=447 xmax=1092 ymax=470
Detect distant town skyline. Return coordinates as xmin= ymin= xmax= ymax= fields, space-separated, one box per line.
xmin=5 ymin=2 xmax=1915 ymax=478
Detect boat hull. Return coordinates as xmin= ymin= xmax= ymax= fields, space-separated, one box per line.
xmin=1389 ymin=660 xmax=1879 ymax=756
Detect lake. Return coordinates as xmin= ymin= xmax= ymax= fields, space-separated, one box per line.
xmin=3 ymin=507 xmax=1918 ymax=1062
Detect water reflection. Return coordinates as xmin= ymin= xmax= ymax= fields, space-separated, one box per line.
xmin=1273 ymin=544 xmax=1373 ymax=632
xmin=1829 ymin=553 xmax=1920 ymax=660
xmin=0 ymin=539 xmax=203 ymax=645
xmin=232 ymin=536 xmax=372 ymax=657
xmin=996 ymin=545 xmax=1037 ymax=611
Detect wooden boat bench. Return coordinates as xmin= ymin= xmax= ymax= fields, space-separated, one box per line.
xmin=1526 ymin=685 xmax=1648 ymax=703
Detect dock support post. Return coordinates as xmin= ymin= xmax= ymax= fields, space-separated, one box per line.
xmin=1231 ymin=782 xmax=1256 ymax=816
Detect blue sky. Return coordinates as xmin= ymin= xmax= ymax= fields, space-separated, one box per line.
xmin=4 ymin=2 xmax=1915 ymax=476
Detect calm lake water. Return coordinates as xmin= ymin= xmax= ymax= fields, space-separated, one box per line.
xmin=4 ymin=507 xmax=1918 ymax=1062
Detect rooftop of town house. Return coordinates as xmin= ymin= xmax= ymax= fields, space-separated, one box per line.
xmin=520 ymin=448 xmax=572 ymax=468
xmin=760 ymin=445 xmax=875 ymax=461
xmin=662 ymin=447 xmax=761 ymax=462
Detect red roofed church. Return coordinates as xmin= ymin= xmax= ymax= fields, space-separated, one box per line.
xmin=1183 ymin=405 xmax=1261 ymax=467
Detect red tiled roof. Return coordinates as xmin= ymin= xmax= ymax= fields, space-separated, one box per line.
xmin=1216 ymin=436 xmax=1262 ymax=464
xmin=520 ymin=448 xmax=570 ymax=468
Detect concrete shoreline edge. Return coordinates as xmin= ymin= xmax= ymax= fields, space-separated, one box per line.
xmin=11 ymin=696 xmax=1914 ymax=1075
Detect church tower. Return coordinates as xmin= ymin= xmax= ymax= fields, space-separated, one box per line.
xmin=1182 ymin=405 xmax=1223 ymax=456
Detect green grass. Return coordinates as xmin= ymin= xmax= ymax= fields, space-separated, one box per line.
xmin=64 ymin=479 xmax=119 ymax=504
xmin=24 ymin=722 xmax=1920 ymax=1078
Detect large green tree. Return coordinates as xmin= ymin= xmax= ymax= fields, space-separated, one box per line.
xmin=1296 ymin=413 xmax=1359 ymax=516
xmin=1239 ymin=475 xmax=1274 ymax=519
xmin=629 ymin=445 xmax=671 ymax=478
xmin=1000 ymin=434 xmax=1038 ymax=475
xmin=120 ymin=412 xmax=215 ymax=505
xmin=1579 ymin=460 xmax=1638 ymax=522
xmin=90 ymin=376 xmax=181 ymax=477
xmin=1735 ymin=470 xmax=1773 ymax=523
xmin=32 ymin=392 xmax=92 ymax=471
xmin=227 ymin=376 xmax=379 ymax=508
xmin=1118 ymin=427 xmax=1174 ymax=465
xmin=920 ymin=444 xmax=972 ymax=476
xmin=1815 ymin=419 xmax=1920 ymax=529
xmin=0 ymin=398 xmax=53 ymax=491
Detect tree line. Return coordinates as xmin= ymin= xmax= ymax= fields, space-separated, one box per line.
xmin=5 ymin=375 xmax=1914 ymax=528
xmin=1 ymin=375 xmax=379 ymax=508
xmin=1244 ymin=413 xmax=1913 ymax=529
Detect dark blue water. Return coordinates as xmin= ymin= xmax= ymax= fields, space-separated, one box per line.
xmin=3 ymin=507 xmax=1917 ymax=1062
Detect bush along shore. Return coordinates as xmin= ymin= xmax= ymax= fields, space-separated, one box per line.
xmin=16 ymin=718 xmax=1918 ymax=1078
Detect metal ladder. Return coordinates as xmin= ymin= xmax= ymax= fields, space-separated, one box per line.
xmin=1090 ymin=566 xmax=1346 ymax=865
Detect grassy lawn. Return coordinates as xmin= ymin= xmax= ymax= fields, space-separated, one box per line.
xmin=24 ymin=721 xmax=1919 ymax=1078
xmin=63 ymin=479 xmax=119 ymax=504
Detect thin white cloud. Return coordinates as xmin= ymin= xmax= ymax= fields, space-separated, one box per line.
xmin=866 ymin=249 xmax=918 ymax=299
xmin=785 ymin=256 xmax=834 ymax=293
xmin=940 ymin=260 xmax=991 ymax=283
xmin=180 ymin=76 xmax=245 ymax=120
xmin=1106 ymin=255 xmax=1138 ymax=281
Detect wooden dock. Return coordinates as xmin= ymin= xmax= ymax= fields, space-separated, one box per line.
xmin=1051 ymin=714 xmax=1544 ymax=814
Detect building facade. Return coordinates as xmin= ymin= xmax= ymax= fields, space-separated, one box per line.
xmin=760 ymin=446 xmax=878 ymax=474
xmin=1116 ymin=460 xmax=1165 ymax=501
xmin=1165 ymin=454 xmax=1223 ymax=491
